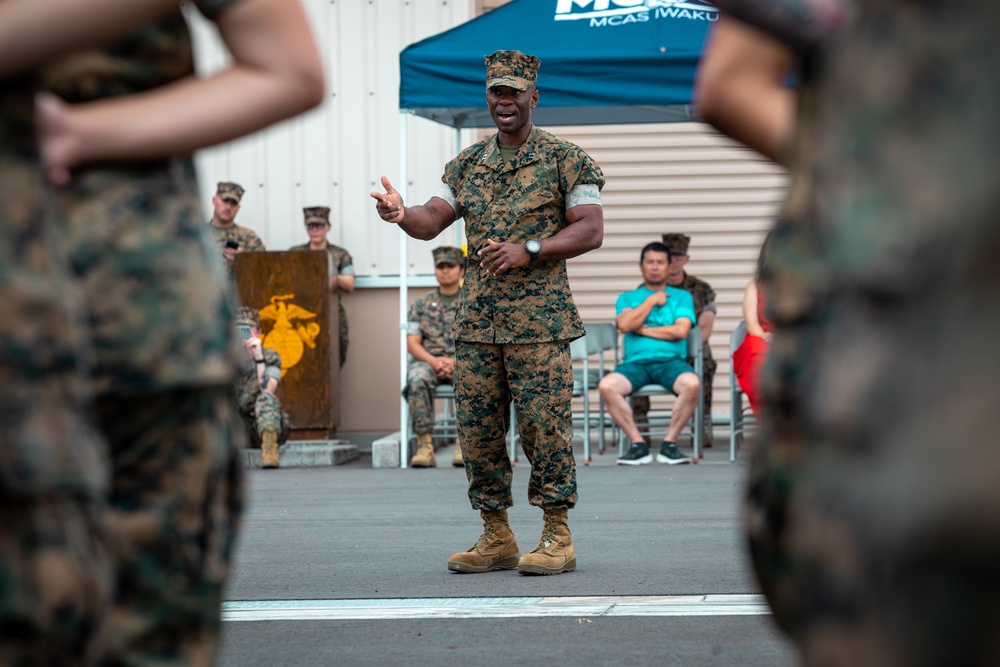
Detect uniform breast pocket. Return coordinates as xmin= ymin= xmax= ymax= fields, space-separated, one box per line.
xmin=456 ymin=189 xmax=489 ymax=220
xmin=509 ymin=179 xmax=560 ymax=237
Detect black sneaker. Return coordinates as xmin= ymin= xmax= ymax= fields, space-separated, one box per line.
xmin=617 ymin=442 xmax=652 ymax=466
xmin=657 ymin=441 xmax=691 ymax=465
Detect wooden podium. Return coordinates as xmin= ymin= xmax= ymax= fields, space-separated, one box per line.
xmin=233 ymin=250 xmax=339 ymax=439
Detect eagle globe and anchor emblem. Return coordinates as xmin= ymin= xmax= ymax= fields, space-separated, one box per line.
xmin=260 ymin=294 xmax=321 ymax=378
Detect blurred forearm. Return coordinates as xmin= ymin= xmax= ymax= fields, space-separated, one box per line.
xmin=696 ymin=14 xmax=795 ymax=165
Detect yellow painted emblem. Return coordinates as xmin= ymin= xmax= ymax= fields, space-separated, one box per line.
xmin=260 ymin=294 xmax=320 ymax=377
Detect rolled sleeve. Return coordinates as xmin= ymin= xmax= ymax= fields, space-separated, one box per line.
xmin=566 ymin=183 xmax=602 ymax=209
xmin=433 ymin=183 xmax=459 ymax=216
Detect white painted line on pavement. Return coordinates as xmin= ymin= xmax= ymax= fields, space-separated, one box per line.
xmin=222 ymin=594 xmax=770 ymax=622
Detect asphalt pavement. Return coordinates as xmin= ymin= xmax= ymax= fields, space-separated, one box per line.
xmin=218 ymin=438 xmax=798 ymax=667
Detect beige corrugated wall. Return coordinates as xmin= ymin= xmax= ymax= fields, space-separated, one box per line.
xmin=556 ymin=123 xmax=787 ymax=420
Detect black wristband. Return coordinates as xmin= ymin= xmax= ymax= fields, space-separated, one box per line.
xmin=254 ymin=359 xmax=265 ymax=364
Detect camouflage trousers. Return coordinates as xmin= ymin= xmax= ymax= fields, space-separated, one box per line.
xmin=0 ymin=152 xmax=113 ymax=666
xmin=240 ymin=391 xmax=292 ymax=447
xmin=97 ymin=386 xmax=244 ymax=667
xmin=632 ymin=348 xmax=716 ymax=444
xmin=0 ymin=497 xmax=111 ymax=667
xmin=404 ymin=361 xmax=446 ymax=435
xmin=1 ymin=144 xmax=242 ymax=664
xmin=454 ymin=340 xmax=577 ymax=511
xmin=748 ymin=287 xmax=1000 ymax=667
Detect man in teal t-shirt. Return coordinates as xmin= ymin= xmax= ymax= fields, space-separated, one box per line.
xmin=598 ymin=241 xmax=700 ymax=466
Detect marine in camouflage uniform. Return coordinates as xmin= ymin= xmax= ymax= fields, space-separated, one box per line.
xmin=372 ymin=50 xmax=604 ymax=576
xmin=1 ymin=2 xmax=247 ymax=664
xmin=405 ymin=246 xmax=465 ymax=468
xmin=209 ymin=181 xmax=264 ymax=302
xmin=289 ymin=206 xmax=355 ymax=368
xmin=209 ymin=181 xmax=266 ymax=255
xmin=234 ymin=308 xmax=291 ymax=463
xmin=713 ymin=1 xmax=1000 ymax=664
xmin=631 ymin=233 xmax=718 ymax=448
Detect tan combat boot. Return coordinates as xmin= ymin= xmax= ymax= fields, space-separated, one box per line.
xmin=517 ymin=507 xmax=575 ymax=575
xmin=451 ymin=439 xmax=464 ymax=467
xmin=447 ymin=509 xmax=520 ymax=573
xmin=410 ymin=433 xmax=436 ymax=468
xmin=261 ymin=430 xmax=280 ymax=469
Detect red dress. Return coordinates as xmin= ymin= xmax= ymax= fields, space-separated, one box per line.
xmin=732 ymin=288 xmax=771 ymax=416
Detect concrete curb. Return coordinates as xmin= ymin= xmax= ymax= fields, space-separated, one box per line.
xmin=243 ymin=441 xmax=359 ymax=468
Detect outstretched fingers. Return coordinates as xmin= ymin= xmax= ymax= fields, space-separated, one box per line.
xmin=370 ymin=175 xmax=405 ymax=223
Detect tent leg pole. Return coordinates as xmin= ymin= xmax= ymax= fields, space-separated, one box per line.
xmin=399 ymin=112 xmax=410 ymax=469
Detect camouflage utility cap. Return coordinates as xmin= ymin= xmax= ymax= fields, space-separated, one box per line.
xmin=304 ymin=206 xmax=331 ymax=226
xmin=216 ymin=181 xmax=244 ymax=204
xmin=234 ymin=306 xmax=261 ymax=329
xmin=433 ymin=246 xmax=464 ymax=267
xmin=662 ymin=233 xmax=691 ymax=256
xmin=485 ymin=50 xmax=540 ymax=91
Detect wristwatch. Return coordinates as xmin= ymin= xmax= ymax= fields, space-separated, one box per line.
xmin=525 ymin=239 xmax=541 ymax=262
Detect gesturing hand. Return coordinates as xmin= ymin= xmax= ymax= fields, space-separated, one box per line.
xmin=370 ymin=175 xmax=406 ymax=223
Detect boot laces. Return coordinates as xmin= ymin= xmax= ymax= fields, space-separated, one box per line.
xmin=476 ymin=522 xmax=497 ymax=548
xmin=540 ymin=516 xmax=557 ymax=548
xmin=475 ymin=514 xmax=505 ymax=549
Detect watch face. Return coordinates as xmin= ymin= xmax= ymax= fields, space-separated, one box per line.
xmin=526 ymin=240 xmax=541 ymax=253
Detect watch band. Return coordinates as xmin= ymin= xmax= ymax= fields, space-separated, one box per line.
xmin=525 ymin=239 xmax=541 ymax=262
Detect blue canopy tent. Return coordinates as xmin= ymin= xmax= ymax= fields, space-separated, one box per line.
xmin=400 ymin=0 xmax=718 ymax=128
xmin=392 ymin=0 xmax=718 ymax=464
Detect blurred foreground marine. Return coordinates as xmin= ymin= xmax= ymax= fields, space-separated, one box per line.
xmin=235 ymin=307 xmax=292 ymax=469
xmin=700 ymin=1 xmax=1000 ymax=665
xmin=0 ymin=0 xmax=322 ymax=662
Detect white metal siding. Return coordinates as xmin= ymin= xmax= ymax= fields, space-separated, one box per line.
xmin=186 ymin=0 xmax=472 ymax=278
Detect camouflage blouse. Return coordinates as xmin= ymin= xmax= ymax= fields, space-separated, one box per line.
xmin=709 ymin=0 xmax=850 ymax=52
xmin=443 ymin=126 xmax=604 ymax=344
xmin=212 ymin=224 xmax=266 ymax=253
xmin=407 ymin=290 xmax=459 ymax=358
xmin=676 ymin=273 xmax=717 ymax=316
xmin=289 ymin=241 xmax=355 ymax=278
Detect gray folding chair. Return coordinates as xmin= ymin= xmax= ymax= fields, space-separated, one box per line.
xmin=431 ymin=383 xmax=457 ymax=446
xmin=589 ymin=323 xmax=620 ymax=456
xmin=571 ymin=322 xmax=619 ymax=464
xmin=619 ymin=325 xmax=705 ymax=460
xmin=729 ymin=321 xmax=754 ymax=462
